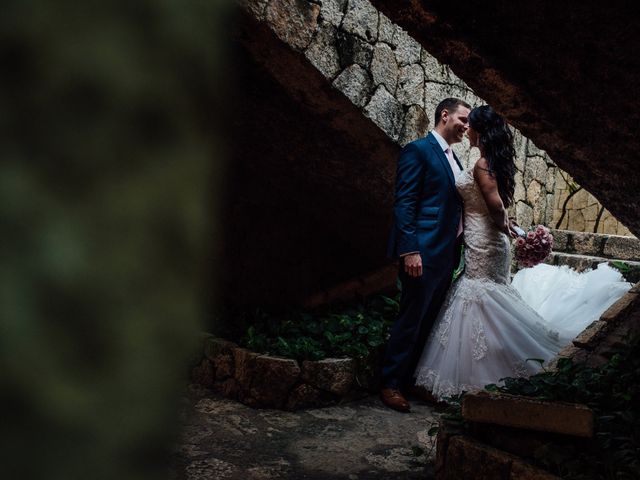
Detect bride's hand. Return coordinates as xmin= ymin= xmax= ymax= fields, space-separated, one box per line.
xmin=503 ymin=221 xmax=516 ymax=238
xmin=507 ymin=218 xmax=523 ymax=238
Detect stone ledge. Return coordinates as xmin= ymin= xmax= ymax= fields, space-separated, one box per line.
xmin=571 ymin=320 xmax=609 ymax=350
xmin=461 ymin=391 xmax=594 ymax=438
xmin=546 ymin=251 xmax=640 ymax=273
xmin=192 ymin=335 xmax=368 ymax=410
xmin=443 ymin=435 xmax=561 ymax=480
xmin=550 ymin=229 xmax=640 ymax=261
xmin=603 ymin=234 xmax=640 ymax=260
xmin=599 ymin=289 xmax=638 ymax=322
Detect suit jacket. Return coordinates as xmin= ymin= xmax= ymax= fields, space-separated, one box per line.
xmin=387 ymin=132 xmax=463 ymax=267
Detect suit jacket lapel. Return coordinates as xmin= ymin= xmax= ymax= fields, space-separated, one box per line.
xmin=427 ymin=133 xmax=456 ymax=188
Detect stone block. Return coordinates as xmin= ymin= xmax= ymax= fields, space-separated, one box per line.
xmin=526 ymin=179 xmax=543 ymax=207
xmin=513 ymin=170 xmax=525 ymax=204
xmin=545 ymin=344 xmax=583 ymax=371
xmin=340 ymin=0 xmax=378 ymax=42
xmin=336 ymin=30 xmax=374 ymax=69
xmin=370 ymin=42 xmax=398 ymax=93
xmin=220 ymin=378 xmax=240 ymax=398
xmin=599 ymin=291 xmax=637 ymax=322
xmin=572 ymin=320 xmax=608 ymax=350
xmin=444 ymin=435 xmax=513 ymax=479
xmin=192 ymin=358 xmax=215 ymax=388
xmin=399 ymin=105 xmax=428 ymax=146
xmin=516 ymin=201 xmax=534 ymax=230
xmin=510 ymin=458 xmax=562 ymax=479
xmin=213 ymin=353 xmax=234 ymax=380
xmin=601 ymin=214 xmax=619 ymax=235
xmin=204 ymin=337 xmax=236 ymax=380
xmin=204 ymin=337 xmax=237 ymax=362
xmin=285 ymin=383 xmax=324 ymax=410
xmin=301 ymin=357 xmax=357 ymax=396
xmin=396 ymin=64 xmax=424 ymax=106
xmin=461 ymin=391 xmax=594 ymax=437
xmin=319 ymin=0 xmax=346 ymax=27
xmin=377 ymin=12 xmax=395 ymax=44
xmin=526 ymin=141 xmax=546 ymax=158
xmin=239 ymin=0 xmax=269 ymax=21
xmin=549 ymin=229 xmax=568 ymax=251
xmin=524 ymin=156 xmax=547 ymax=187
xmin=392 ymin=27 xmax=421 ymax=65
xmin=550 ymin=252 xmax=605 ymax=272
xmin=420 ymin=48 xmax=446 ymax=82
xmin=545 ymin=166 xmax=556 ymax=192
xmin=513 ymin=133 xmax=527 ymax=171
xmin=545 ymin=194 xmax=554 ymax=226
xmin=424 ymin=81 xmax=445 ymax=122
xmin=333 ymin=64 xmax=373 ymax=107
xmin=571 ymin=231 xmax=604 ymax=256
xmin=265 ymin=0 xmax=321 ymax=51
xmin=435 ymin=420 xmax=465 ymax=478
xmin=304 ymin=23 xmax=341 ymax=79
xmin=249 ymin=355 xmax=301 ymax=408
xmin=363 ymin=85 xmax=404 ymax=140
xmin=603 ymin=234 xmax=640 ymax=261
xmin=566 ymin=209 xmax=586 ymax=232
xmin=554 ymin=171 xmax=567 ymax=190
xmin=233 ymin=347 xmax=260 ymax=392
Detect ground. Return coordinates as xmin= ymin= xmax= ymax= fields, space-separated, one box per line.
xmin=170 ymin=385 xmax=439 ymax=480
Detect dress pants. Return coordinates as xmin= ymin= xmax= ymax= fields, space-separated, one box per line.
xmin=381 ymin=239 xmax=461 ymax=390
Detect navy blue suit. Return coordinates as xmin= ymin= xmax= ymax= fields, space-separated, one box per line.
xmin=383 ymin=132 xmax=463 ymax=390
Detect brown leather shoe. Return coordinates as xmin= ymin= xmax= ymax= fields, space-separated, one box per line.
xmin=380 ymin=388 xmax=410 ymax=412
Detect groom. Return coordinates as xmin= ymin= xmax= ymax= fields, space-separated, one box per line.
xmin=381 ymin=98 xmax=471 ymax=412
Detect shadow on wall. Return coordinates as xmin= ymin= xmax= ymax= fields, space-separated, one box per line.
xmin=1 ymin=2 xmax=228 ymax=479
xmin=553 ymin=172 xmax=633 ymax=236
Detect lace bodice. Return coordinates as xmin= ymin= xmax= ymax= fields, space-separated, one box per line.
xmin=456 ymin=167 xmax=511 ymax=284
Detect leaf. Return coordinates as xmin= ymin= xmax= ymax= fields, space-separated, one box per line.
xmin=411 ymin=446 xmax=425 ymax=457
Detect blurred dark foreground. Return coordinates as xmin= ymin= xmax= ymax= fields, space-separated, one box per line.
xmin=0 ymin=1 xmax=229 ymax=478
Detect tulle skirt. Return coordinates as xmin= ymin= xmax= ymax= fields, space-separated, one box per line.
xmin=512 ymin=263 xmax=632 ymax=345
xmin=414 ymin=263 xmax=631 ymax=400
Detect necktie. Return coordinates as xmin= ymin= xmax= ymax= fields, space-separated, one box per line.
xmin=445 ymin=147 xmax=461 ymax=177
xmin=445 ymin=147 xmax=464 ymax=237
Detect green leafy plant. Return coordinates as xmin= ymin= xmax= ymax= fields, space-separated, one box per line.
xmin=477 ymin=336 xmax=640 ymax=479
xmin=240 ymin=294 xmax=399 ymax=362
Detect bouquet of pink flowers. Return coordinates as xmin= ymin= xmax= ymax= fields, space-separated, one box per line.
xmin=514 ymin=225 xmax=554 ymax=268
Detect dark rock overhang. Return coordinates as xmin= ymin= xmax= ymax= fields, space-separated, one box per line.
xmin=370 ymin=0 xmax=640 ymax=236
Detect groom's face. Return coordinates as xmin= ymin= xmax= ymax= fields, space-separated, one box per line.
xmin=442 ymin=106 xmax=470 ymax=144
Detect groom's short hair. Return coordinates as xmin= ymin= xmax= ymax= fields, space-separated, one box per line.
xmin=435 ymin=98 xmax=471 ymax=126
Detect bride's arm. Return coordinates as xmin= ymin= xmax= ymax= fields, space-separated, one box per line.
xmin=473 ymin=158 xmax=510 ymax=235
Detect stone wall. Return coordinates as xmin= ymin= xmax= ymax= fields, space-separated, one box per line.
xmin=231 ymin=0 xmax=629 ymax=308
xmin=240 ymin=0 xmax=564 ymax=232
xmin=553 ymin=172 xmax=632 ymax=236
xmin=192 ymin=336 xmax=374 ymax=410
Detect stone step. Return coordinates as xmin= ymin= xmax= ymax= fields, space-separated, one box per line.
xmin=551 ymin=229 xmax=640 ymax=261
xmin=546 ymin=251 xmax=640 ymax=282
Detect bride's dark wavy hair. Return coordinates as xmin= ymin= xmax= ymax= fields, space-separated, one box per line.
xmin=469 ymin=106 xmax=516 ymax=208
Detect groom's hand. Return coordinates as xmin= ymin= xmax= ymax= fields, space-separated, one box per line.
xmin=403 ymin=253 xmax=423 ymax=277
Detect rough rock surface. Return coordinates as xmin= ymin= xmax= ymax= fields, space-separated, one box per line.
xmin=226 ymin=0 xmax=634 ymax=311
xmin=170 ymin=385 xmax=439 ymax=479
xmin=369 ymin=0 xmax=640 ymax=237
xmin=301 ymin=358 xmax=357 ymax=396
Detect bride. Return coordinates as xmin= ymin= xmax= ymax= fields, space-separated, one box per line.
xmin=414 ymin=105 xmax=631 ymax=400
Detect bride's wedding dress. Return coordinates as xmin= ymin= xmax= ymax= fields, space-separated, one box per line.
xmin=414 ymin=166 xmax=632 ymax=400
